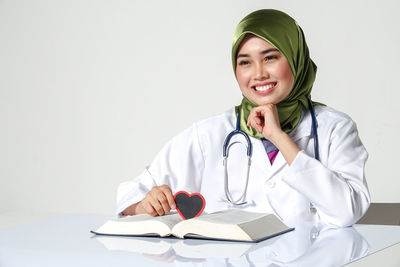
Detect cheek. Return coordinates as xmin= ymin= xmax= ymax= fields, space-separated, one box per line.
xmin=236 ymin=69 xmax=250 ymax=91
xmin=274 ymin=63 xmax=293 ymax=82
xmin=235 ymin=69 xmax=250 ymax=89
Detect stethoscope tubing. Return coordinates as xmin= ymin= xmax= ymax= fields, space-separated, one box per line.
xmin=307 ymin=97 xmax=320 ymax=161
xmin=222 ymin=112 xmax=252 ymax=158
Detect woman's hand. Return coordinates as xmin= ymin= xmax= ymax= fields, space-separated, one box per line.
xmin=246 ymin=104 xmax=283 ymax=142
xmin=246 ymin=104 xmax=300 ymax=165
xmin=122 ymin=185 xmax=176 ymax=216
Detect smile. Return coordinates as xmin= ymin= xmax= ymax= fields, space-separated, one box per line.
xmin=252 ymin=82 xmax=277 ymax=95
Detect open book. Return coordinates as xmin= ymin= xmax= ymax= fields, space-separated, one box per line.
xmin=91 ymin=209 xmax=293 ymax=242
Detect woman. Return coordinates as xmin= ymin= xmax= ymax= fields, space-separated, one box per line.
xmin=116 ymin=9 xmax=370 ymax=227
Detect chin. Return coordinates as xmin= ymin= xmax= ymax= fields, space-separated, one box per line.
xmin=250 ymin=97 xmax=275 ymax=106
xmin=242 ymin=91 xmax=277 ymax=106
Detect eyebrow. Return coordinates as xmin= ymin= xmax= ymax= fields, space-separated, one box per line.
xmin=237 ymin=48 xmax=280 ymax=59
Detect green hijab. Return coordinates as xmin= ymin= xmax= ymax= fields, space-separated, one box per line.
xmin=232 ymin=9 xmax=320 ymax=137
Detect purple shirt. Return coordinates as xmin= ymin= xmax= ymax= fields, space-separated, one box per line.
xmin=261 ymin=138 xmax=279 ymax=165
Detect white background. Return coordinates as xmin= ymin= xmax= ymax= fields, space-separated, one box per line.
xmin=1 ymin=0 xmax=399 ymax=214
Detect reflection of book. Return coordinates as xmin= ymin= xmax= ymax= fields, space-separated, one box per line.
xmin=94 ymin=235 xmax=272 ymax=260
xmin=91 ymin=209 xmax=293 ymax=242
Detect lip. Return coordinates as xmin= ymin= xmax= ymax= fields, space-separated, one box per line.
xmin=251 ymin=82 xmax=277 ymax=96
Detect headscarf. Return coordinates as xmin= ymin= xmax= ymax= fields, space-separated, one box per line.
xmin=232 ymin=9 xmax=321 ymax=137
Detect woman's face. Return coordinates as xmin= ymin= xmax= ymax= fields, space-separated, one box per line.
xmin=235 ymin=35 xmax=294 ymax=106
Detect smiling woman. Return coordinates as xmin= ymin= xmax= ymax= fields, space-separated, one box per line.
xmin=234 ymin=35 xmax=300 ymax=165
xmin=116 ymin=9 xmax=370 ymax=228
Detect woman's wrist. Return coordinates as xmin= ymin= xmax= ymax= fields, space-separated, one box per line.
xmin=271 ymin=131 xmax=300 ymax=165
xmin=122 ymin=202 xmax=140 ymax=216
xmin=266 ymin=129 xmax=285 ymax=145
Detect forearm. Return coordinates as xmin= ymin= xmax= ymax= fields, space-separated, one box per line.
xmin=283 ymin=151 xmax=370 ymax=226
xmin=271 ymin=131 xmax=300 ymax=165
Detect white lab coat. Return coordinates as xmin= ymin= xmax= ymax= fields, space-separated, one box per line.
xmin=117 ymin=105 xmax=370 ymax=227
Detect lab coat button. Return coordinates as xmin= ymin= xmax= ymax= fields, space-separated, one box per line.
xmin=311 ymin=227 xmax=319 ymax=239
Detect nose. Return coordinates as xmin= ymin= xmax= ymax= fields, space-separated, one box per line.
xmin=254 ymin=63 xmax=268 ymax=80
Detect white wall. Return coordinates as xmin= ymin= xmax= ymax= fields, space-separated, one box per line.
xmin=1 ymin=0 xmax=399 ymax=214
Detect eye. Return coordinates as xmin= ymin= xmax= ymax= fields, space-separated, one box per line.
xmin=238 ymin=60 xmax=250 ymax=66
xmin=265 ymin=55 xmax=278 ymax=61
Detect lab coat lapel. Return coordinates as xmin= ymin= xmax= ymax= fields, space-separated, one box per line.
xmin=289 ymin=109 xmax=312 ymax=143
xmin=250 ymin=138 xmax=287 ymax=181
xmin=268 ymin=150 xmax=287 ymax=179
xmin=250 ymin=138 xmax=271 ymax=178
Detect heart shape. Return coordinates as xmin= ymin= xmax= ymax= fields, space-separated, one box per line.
xmin=174 ymin=191 xmax=206 ymax=220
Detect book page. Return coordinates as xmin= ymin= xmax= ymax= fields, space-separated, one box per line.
xmin=191 ymin=209 xmax=267 ymax=225
xmin=172 ymin=209 xmax=290 ymax=242
xmin=172 ymin=210 xmax=267 ymax=241
xmin=94 ymin=212 xmax=182 ymax=237
xmin=117 ymin=212 xmax=182 ymax=230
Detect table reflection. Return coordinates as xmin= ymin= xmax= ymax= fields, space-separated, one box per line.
xmin=94 ymin=223 xmax=369 ymax=266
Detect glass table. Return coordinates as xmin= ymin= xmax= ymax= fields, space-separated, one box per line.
xmin=0 ymin=214 xmax=399 ymax=266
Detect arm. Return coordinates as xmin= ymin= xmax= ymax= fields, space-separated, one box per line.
xmin=283 ymin=117 xmax=370 ymax=227
xmin=247 ymin=105 xmax=370 ymax=227
xmin=116 ymin=123 xmax=205 ymax=217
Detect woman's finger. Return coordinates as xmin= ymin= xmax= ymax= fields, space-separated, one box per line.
xmin=148 ymin=193 xmax=165 ymax=216
xmin=254 ymin=116 xmax=263 ymax=126
xmin=157 ymin=193 xmax=171 ymax=214
xmin=142 ymin=199 xmax=157 ymax=216
xmin=160 ymin=185 xmax=176 ymax=210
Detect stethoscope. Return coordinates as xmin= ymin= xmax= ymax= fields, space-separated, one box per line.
xmin=222 ymin=98 xmax=319 ymax=205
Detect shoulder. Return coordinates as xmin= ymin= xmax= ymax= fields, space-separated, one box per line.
xmin=315 ymin=105 xmax=353 ymax=123
xmin=314 ymin=105 xmax=356 ymax=129
xmin=313 ymin=105 xmax=361 ymax=142
xmin=291 ymin=105 xmax=356 ymax=141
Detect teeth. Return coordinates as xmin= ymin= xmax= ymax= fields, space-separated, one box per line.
xmin=254 ymin=83 xmax=275 ymax=91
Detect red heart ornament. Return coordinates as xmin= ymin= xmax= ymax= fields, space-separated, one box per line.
xmin=174 ymin=191 xmax=206 ymax=220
